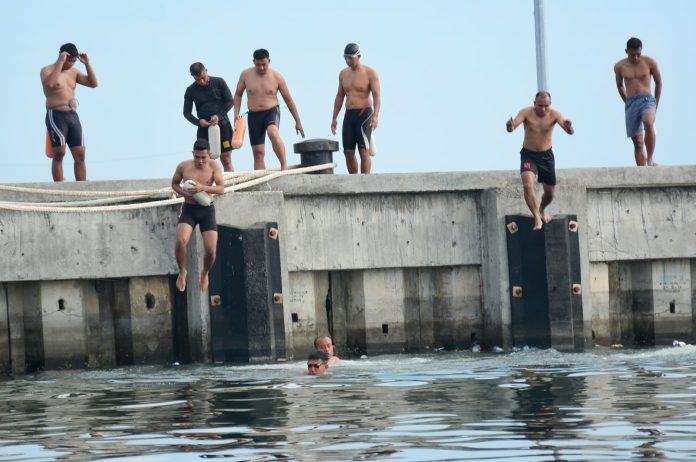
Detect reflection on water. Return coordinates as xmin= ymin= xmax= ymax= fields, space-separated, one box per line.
xmin=1 ymin=347 xmax=696 ymax=461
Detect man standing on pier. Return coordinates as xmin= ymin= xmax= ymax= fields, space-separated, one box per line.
xmin=614 ymin=37 xmax=662 ymax=166
xmin=184 ymin=62 xmax=235 ymax=172
xmin=233 ymin=49 xmax=305 ymax=170
xmin=40 ymin=43 xmax=98 ymax=182
xmin=506 ymin=91 xmax=574 ymax=231
xmin=331 ymin=43 xmax=381 ymax=174
xmin=171 ymin=139 xmax=225 ymax=292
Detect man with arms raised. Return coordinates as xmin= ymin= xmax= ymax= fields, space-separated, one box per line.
xmin=40 ymin=43 xmax=98 ymax=181
xmin=172 ymin=139 xmax=225 ymax=292
xmin=331 ymin=43 xmax=381 ymax=174
xmin=233 ymin=49 xmax=304 ymax=170
xmin=184 ymin=62 xmax=235 ymax=172
xmin=614 ymin=37 xmax=662 ymax=166
xmin=506 ymin=91 xmax=574 ymax=231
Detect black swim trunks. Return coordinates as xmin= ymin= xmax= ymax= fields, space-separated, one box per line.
xmin=520 ymin=147 xmax=556 ymax=185
xmin=342 ymin=107 xmax=373 ymax=151
xmin=45 ymin=109 xmax=83 ymax=148
xmin=248 ymin=105 xmax=280 ymax=146
xmin=178 ymin=203 xmax=217 ymax=233
xmin=196 ymin=119 xmax=234 ymax=153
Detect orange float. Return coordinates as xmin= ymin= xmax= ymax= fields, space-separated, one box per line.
xmin=231 ymin=116 xmax=246 ymax=149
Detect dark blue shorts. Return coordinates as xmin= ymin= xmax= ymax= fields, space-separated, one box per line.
xmin=342 ymin=107 xmax=373 ymax=151
xmin=248 ymin=105 xmax=280 ymax=146
xmin=45 ymin=109 xmax=83 ymax=148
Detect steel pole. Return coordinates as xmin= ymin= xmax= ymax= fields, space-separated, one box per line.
xmin=534 ymin=0 xmax=548 ymax=92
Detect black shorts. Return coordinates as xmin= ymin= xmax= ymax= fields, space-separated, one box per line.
xmin=342 ymin=107 xmax=373 ymax=151
xmin=520 ymin=147 xmax=556 ymax=185
xmin=45 ymin=109 xmax=83 ymax=148
xmin=178 ymin=203 xmax=217 ymax=233
xmin=196 ymin=119 xmax=234 ymax=153
xmin=248 ymin=105 xmax=280 ymax=146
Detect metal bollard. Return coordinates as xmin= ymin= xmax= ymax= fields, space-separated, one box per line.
xmin=293 ymin=138 xmax=339 ymax=174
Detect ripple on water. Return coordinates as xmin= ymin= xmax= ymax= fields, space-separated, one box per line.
xmin=1 ymin=349 xmax=696 ymax=460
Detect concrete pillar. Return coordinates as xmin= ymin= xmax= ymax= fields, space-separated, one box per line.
xmin=331 ymin=270 xmax=366 ymax=356
xmin=7 ymin=282 xmax=43 ymax=374
xmin=692 ymin=259 xmax=696 ymax=344
xmin=432 ymin=266 xmax=482 ymax=350
xmin=362 ymin=269 xmax=407 ymax=354
xmin=608 ymin=262 xmax=633 ymax=345
xmin=652 ymin=259 xmax=691 ymax=345
xmin=40 ymin=280 xmax=88 ymax=369
xmin=403 ymin=268 xmax=435 ymax=352
xmin=631 ymin=261 xmax=654 ymax=345
xmin=184 ymin=232 xmax=212 ymax=363
xmin=85 ymin=280 xmax=116 ymax=368
xmin=0 ymin=283 xmax=9 ymax=375
xmin=286 ymin=271 xmax=329 ymax=359
xmin=590 ymin=262 xmax=610 ymax=345
xmin=128 ymin=276 xmax=173 ymax=364
xmin=479 ymin=189 xmax=510 ymax=348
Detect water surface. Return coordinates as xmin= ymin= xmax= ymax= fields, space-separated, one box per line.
xmin=1 ymin=346 xmax=696 ymax=461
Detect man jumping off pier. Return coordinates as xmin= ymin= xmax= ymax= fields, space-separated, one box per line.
xmin=171 ymin=139 xmax=224 ymax=292
xmin=506 ymin=91 xmax=574 ymax=231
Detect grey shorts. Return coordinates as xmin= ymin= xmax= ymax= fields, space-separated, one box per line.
xmin=625 ymin=93 xmax=656 ymax=137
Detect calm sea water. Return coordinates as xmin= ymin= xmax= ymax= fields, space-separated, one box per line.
xmin=1 ymin=346 xmax=696 ymax=461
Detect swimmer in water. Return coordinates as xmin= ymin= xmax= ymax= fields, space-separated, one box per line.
xmin=314 ymin=335 xmax=340 ymax=364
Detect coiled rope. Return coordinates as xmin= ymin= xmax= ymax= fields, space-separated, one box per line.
xmin=0 ymin=163 xmax=335 ymax=213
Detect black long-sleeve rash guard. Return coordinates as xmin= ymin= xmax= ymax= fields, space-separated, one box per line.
xmin=183 ymin=76 xmax=233 ymax=126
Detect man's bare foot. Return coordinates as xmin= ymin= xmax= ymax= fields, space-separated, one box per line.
xmin=541 ymin=210 xmax=552 ymax=224
xmin=176 ymin=270 xmax=187 ymax=292
xmin=533 ymin=216 xmax=543 ymax=231
xmin=648 ymin=160 xmax=659 ymax=166
xmin=199 ymin=273 xmax=209 ymax=292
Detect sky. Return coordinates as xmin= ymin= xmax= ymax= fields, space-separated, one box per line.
xmin=1 ymin=0 xmax=694 ymax=183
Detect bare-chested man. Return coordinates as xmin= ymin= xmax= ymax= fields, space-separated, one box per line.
xmin=314 ymin=335 xmax=340 ymax=365
xmin=233 ymin=49 xmax=305 ymax=170
xmin=614 ymin=37 xmax=662 ymax=167
xmin=331 ymin=43 xmax=381 ymax=174
xmin=172 ymin=138 xmax=225 ymax=292
xmin=506 ymin=91 xmax=574 ymax=231
xmin=40 ymin=43 xmax=98 ymax=181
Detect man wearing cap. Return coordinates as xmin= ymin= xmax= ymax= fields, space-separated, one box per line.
xmin=331 ymin=43 xmax=381 ymax=174
xmin=184 ymin=63 xmax=235 ymax=171
xmin=171 ymin=138 xmax=225 ymax=292
xmin=233 ymin=48 xmax=305 ymax=170
xmin=40 ymin=43 xmax=98 ymax=181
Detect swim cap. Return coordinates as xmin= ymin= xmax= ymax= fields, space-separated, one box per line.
xmin=193 ymin=138 xmax=210 ymax=151
xmin=344 ymin=43 xmax=360 ymax=55
xmin=59 ymin=43 xmax=79 ymax=57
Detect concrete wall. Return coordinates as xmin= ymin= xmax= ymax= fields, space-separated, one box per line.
xmin=2 ymin=165 xmax=696 ymax=371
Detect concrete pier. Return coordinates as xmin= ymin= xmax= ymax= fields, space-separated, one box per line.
xmin=1 ymin=165 xmax=696 ymax=372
